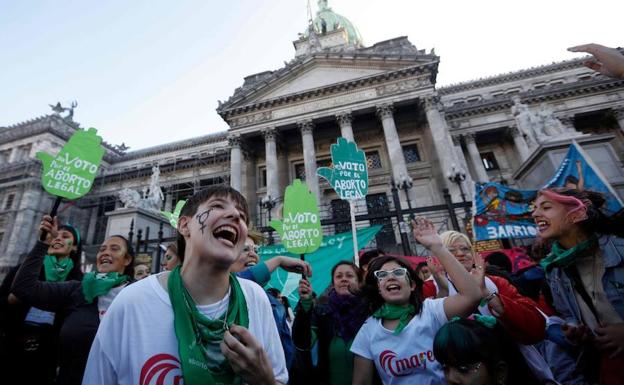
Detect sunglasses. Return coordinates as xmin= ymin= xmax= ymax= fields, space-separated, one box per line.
xmin=242 ymin=245 xmax=260 ymax=254
xmin=373 ymin=267 xmax=408 ymax=281
xmin=442 ymin=362 xmax=482 ymax=375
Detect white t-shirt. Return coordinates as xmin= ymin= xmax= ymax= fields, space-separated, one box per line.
xmin=350 ymin=298 xmax=448 ymax=385
xmin=82 ymin=273 xmax=288 ymax=385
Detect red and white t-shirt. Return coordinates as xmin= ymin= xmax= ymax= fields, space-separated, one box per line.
xmin=82 ymin=273 xmax=288 ymax=385
xmin=350 ymin=298 xmax=447 ymax=385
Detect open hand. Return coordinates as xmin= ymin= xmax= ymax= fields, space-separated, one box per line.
xmin=568 ymin=44 xmax=624 ymax=79
xmin=411 ymin=217 xmax=442 ymax=249
xmin=221 ymin=324 xmax=277 ymax=385
xmin=595 ymin=323 xmax=624 ymax=358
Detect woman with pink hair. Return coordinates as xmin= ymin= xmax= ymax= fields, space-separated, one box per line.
xmin=533 ymin=188 xmax=624 ymax=385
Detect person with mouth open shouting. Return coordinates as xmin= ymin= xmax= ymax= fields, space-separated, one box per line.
xmin=10 ymin=216 xmax=134 ymax=385
xmin=351 ymin=216 xmax=482 ymax=385
xmin=82 ymin=185 xmax=288 ymax=385
xmin=0 ymin=219 xmax=83 ymax=385
xmin=533 ymin=188 xmax=624 ymax=385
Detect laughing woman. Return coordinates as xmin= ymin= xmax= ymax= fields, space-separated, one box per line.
xmin=11 ymin=215 xmax=134 ymax=385
xmin=0 ymin=221 xmax=82 ymax=385
xmin=533 ymin=188 xmax=624 ymax=385
xmin=350 ymin=217 xmax=482 ymax=385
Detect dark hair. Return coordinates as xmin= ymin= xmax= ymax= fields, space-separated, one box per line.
xmin=176 ymin=185 xmax=249 ymax=261
xmin=331 ymin=260 xmax=363 ymax=284
xmin=434 ymin=318 xmax=540 ymax=385
xmin=539 ymin=188 xmax=624 ymax=237
xmin=359 ymin=248 xmax=384 ymax=268
xmin=109 ymin=235 xmax=135 ymax=278
xmin=59 ymin=224 xmax=84 ymax=280
xmin=266 ymin=287 xmax=281 ymax=299
xmin=486 ymin=252 xmax=512 ymax=273
xmin=415 ymin=261 xmax=428 ymax=274
xmin=362 ymin=255 xmax=423 ymax=315
xmin=564 ymin=175 xmax=579 ymax=185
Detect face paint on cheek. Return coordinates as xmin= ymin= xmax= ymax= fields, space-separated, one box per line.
xmin=195 ymin=209 xmax=213 ymax=235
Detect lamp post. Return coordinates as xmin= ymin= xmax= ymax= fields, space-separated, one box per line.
xmin=446 ymin=165 xmax=470 ymax=224
xmin=397 ymin=174 xmax=414 ymax=219
xmin=260 ymin=195 xmax=278 ymax=244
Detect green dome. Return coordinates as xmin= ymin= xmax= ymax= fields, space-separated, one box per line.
xmin=309 ymin=0 xmax=363 ymax=46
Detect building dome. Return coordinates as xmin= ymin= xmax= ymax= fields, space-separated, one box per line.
xmin=309 ymin=0 xmax=363 ymax=46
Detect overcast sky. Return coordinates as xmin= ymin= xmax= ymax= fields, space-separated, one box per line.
xmin=1 ymin=0 xmax=622 ymax=150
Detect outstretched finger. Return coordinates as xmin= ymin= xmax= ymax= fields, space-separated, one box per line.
xmin=568 ymin=43 xmax=601 ymax=54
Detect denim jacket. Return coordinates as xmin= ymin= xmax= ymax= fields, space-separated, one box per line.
xmin=547 ymin=234 xmax=624 ymax=326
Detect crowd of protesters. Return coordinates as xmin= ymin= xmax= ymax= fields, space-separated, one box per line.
xmin=1 ymin=44 xmax=624 ymax=385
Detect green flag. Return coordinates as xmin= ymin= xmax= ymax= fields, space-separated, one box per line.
xmin=259 ymin=225 xmax=382 ymax=304
xmin=37 ymin=128 xmax=104 ymax=200
xmin=269 ymin=179 xmax=323 ymax=255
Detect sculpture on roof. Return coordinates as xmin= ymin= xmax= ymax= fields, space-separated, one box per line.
xmin=118 ymin=165 xmax=164 ymax=212
xmin=49 ymin=101 xmax=77 ymax=121
xmin=512 ymin=98 xmax=579 ymax=147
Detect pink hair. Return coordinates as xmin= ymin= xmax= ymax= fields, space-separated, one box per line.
xmin=537 ymin=189 xmax=589 ymax=222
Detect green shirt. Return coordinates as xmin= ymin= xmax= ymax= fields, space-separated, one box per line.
xmin=328 ymin=336 xmax=354 ymax=385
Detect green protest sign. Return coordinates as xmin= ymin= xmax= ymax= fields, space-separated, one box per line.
xmin=269 ymin=179 xmax=322 ymax=255
xmin=317 ymin=137 xmax=368 ymax=200
xmin=259 ymin=225 xmax=382 ymax=304
xmin=160 ymin=200 xmax=186 ymax=229
xmin=37 ymin=128 xmax=105 ymax=200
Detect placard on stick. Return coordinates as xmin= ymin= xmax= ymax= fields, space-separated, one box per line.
xmin=317 ymin=137 xmax=369 ymax=265
xmin=37 ymin=127 xmax=105 ymax=200
xmin=269 ymin=179 xmax=322 ymax=256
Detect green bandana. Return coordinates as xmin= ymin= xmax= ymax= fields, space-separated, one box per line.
xmin=43 ymin=255 xmax=74 ymax=282
xmin=168 ymin=266 xmax=249 ymax=385
xmin=540 ymin=236 xmax=598 ymax=273
xmin=81 ymin=272 xmax=128 ymax=303
xmin=373 ymin=303 xmax=416 ymax=335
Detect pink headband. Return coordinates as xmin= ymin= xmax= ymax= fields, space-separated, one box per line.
xmin=538 ymin=190 xmax=590 ymax=223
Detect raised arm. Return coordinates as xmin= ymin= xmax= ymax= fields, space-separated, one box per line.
xmin=10 ymin=216 xmax=79 ymax=311
xmin=411 ymin=217 xmax=481 ymax=318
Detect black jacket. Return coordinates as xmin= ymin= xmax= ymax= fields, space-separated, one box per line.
xmin=11 ymin=242 xmax=100 ymax=385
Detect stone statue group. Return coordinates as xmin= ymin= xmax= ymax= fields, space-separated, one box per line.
xmin=118 ymin=165 xmax=164 ymax=211
xmin=511 ymin=97 xmax=578 ymax=147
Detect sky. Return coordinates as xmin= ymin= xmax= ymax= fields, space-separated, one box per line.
xmin=1 ymin=0 xmax=622 ymax=151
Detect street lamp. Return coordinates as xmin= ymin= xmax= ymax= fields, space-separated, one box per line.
xmin=260 ymin=195 xmax=278 ymax=244
xmin=396 ymin=173 xmax=414 ymax=219
xmin=446 ymin=165 xmax=470 ymax=223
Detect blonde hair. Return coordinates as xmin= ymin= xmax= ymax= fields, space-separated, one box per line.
xmin=440 ymin=230 xmax=473 ymax=250
xmin=247 ymin=228 xmax=265 ymax=244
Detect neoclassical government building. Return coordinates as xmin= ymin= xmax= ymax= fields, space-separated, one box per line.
xmin=1 ymin=1 xmax=623 ymax=275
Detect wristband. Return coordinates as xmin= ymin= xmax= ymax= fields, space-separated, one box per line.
xmin=479 ymin=292 xmax=498 ymax=307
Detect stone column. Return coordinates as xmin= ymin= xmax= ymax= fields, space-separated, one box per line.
xmin=614 ymin=109 xmax=624 ymax=134
xmin=451 ymin=135 xmax=475 ymax=199
xmin=336 ymin=112 xmax=355 ymax=142
xmin=424 ymin=97 xmax=461 ymax=192
xmin=298 ymin=120 xmax=320 ymax=199
xmin=510 ymin=126 xmax=531 ymax=162
xmin=464 ymin=132 xmax=489 ymax=183
xmin=376 ymin=104 xmax=411 ymax=185
xmin=262 ymin=127 xmax=280 ymax=200
xmin=228 ymin=133 xmax=243 ymax=192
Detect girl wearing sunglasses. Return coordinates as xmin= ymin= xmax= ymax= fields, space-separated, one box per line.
xmin=351 ymin=217 xmax=482 ymax=385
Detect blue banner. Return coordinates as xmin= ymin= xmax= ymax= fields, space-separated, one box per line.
xmin=473 ymin=182 xmax=538 ymax=241
xmin=544 ymin=142 xmax=623 ymax=214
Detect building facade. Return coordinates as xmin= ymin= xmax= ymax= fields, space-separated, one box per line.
xmin=1 ymin=2 xmax=623 ymax=276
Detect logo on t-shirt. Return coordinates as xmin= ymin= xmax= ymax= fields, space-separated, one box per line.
xmin=379 ymin=349 xmax=436 ymax=377
xmin=140 ymin=354 xmax=182 ymax=385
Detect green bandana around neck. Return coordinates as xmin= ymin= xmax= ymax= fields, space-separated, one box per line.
xmin=168 ymin=265 xmax=249 ymax=385
xmin=540 ymin=236 xmax=598 ymax=273
xmin=373 ymin=303 xmax=416 ymax=335
xmin=43 ymin=255 xmax=74 ymax=282
xmin=81 ymin=272 xmax=128 ymax=303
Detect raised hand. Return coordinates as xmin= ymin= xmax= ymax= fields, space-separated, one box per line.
xmin=317 ymin=137 xmax=368 ymax=200
xmin=470 ymin=252 xmax=487 ymax=293
xmin=39 ymin=215 xmax=59 ymax=245
xmin=568 ymin=44 xmax=624 ymax=79
xmin=298 ymin=278 xmax=313 ymax=300
xmin=411 ymin=216 xmax=442 ymax=249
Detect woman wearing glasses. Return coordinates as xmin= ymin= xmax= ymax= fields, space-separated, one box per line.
xmin=292 ymin=260 xmax=368 ymax=385
xmin=350 ymin=217 xmax=483 ymax=385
